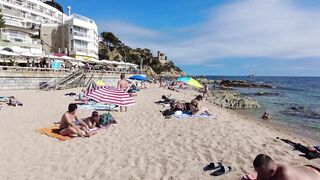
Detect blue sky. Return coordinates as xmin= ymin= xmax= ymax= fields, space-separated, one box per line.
xmin=57 ymin=0 xmax=320 ymax=76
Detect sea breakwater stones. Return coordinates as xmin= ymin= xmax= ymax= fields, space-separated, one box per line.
xmin=207 ymin=90 xmax=260 ymax=109
xmin=282 ymin=106 xmax=320 ymax=119
xmin=220 ymin=80 xmax=272 ymax=88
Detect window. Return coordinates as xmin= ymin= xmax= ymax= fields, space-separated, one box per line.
xmin=3 ymin=5 xmax=12 ymax=10
xmin=73 ymin=40 xmax=88 ymax=51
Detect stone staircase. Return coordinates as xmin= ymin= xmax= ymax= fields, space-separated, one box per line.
xmin=41 ymin=69 xmax=85 ymax=90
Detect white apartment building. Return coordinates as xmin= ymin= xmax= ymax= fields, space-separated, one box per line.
xmin=0 ymin=0 xmax=99 ymax=60
xmin=64 ymin=14 xmax=98 ymax=60
xmin=0 ymin=0 xmax=63 ymax=56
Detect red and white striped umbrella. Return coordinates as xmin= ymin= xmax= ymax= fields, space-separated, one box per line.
xmin=85 ymin=86 xmax=135 ymax=106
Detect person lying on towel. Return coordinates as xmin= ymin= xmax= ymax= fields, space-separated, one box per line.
xmin=170 ymin=95 xmax=212 ymax=115
xmin=253 ymin=154 xmax=320 ymax=180
xmin=59 ymin=103 xmax=96 ymax=137
xmin=83 ymin=111 xmax=101 ymax=129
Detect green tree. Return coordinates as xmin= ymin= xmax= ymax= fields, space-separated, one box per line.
xmin=0 ymin=10 xmax=6 ymax=30
xmin=101 ymin=32 xmax=122 ymax=47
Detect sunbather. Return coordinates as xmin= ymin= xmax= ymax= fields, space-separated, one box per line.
xmin=83 ymin=111 xmax=101 ymax=128
xmin=59 ymin=103 xmax=95 ymax=137
xmin=8 ymin=96 xmax=23 ymax=106
xmin=170 ymin=95 xmax=212 ymax=115
xmin=253 ymin=154 xmax=320 ymax=180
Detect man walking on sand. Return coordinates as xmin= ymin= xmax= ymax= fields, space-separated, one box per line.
xmin=117 ymin=73 xmax=129 ymax=112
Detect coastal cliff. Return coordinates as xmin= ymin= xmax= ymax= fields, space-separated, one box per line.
xmin=99 ymin=32 xmax=185 ymax=77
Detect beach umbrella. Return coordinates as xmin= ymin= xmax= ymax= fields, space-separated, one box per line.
xmin=95 ymin=80 xmax=105 ymax=86
xmin=177 ymin=76 xmax=203 ymax=88
xmin=85 ymin=86 xmax=135 ymax=107
xmin=129 ymin=74 xmax=149 ymax=81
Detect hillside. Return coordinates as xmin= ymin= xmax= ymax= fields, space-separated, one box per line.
xmin=98 ymin=32 xmax=185 ymax=77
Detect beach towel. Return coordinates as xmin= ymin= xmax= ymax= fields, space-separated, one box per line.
xmin=36 ymin=124 xmax=72 ymax=141
xmin=173 ymin=111 xmax=216 ymax=119
xmin=78 ymin=104 xmax=118 ymax=111
xmin=0 ymin=96 xmax=8 ymax=102
xmin=36 ymin=122 xmax=117 ymax=141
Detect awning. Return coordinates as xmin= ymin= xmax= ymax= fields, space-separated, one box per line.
xmin=65 ymin=60 xmax=85 ymax=67
xmin=20 ymin=52 xmax=42 ymax=57
xmin=0 ymin=50 xmax=19 ymax=56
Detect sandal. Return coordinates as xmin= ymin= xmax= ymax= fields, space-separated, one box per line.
xmin=211 ymin=165 xmax=231 ymax=176
xmin=203 ymin=162 xmax=222 ymax=171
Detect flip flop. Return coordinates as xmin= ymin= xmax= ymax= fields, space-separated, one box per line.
xmin=203 ymin=162 xmax=222 ymax=171
xmin=210 ymin=165 xmax=231 ymax=176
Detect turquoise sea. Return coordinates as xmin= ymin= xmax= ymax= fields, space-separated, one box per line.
xmin=207 ymin=76 xmax=320 ymax=142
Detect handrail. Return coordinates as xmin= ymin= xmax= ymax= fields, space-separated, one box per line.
xmin=0 ymin=66 xmax=70 ymax=73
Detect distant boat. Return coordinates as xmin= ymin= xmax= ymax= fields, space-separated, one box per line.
xmin=248 ymin=67 xmax=255 ymax=78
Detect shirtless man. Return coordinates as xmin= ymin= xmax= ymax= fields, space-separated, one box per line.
xmin=59 ymin=103 xmax=94 ymax=137
xmin=117 ymin=73 xmax=129 ymax=112
xmin=253 ymin=154 xmax=320 ymax=180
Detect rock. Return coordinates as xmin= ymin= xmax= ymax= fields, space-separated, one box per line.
xmin=283 ymin=106 xmax=320 ymax=119
xmin=220 ymin=80 xmax=272 ymax=88
xmin=207 ymin=90 xmax=260 ymax=109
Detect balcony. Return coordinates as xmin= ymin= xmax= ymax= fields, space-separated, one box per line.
xmin=70 ymin=48 xmax=98 ymax=58
xmin=0 ymin=35 xmax=41 ymax=47
xmin=1 ymin=7 xmax=21 ymax=17
xmin=4 ymin=18 xmax=25 ymax=28
xmin=72 ymin=31 xmax=90 ymax=38
xmin=1 ymin=0 xmax=62 ymax=21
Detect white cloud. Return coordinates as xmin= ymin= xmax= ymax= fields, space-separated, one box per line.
xmin=97 ymin=0 xmax=320 ymax=65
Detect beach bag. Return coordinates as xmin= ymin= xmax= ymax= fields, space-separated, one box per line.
xmin=162 ymin=109 xmax=175 ymax=116
xmin=99 ymin=113 xmax=113 ymax=125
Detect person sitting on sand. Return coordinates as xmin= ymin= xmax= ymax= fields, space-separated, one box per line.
xmin=59 ymin=103 xmax=95 ymax=137
xmin=83 ymin=111 xmax=101 ymax=129
xmin=262 ymin=110 xmax=270 ymax=120
xmin=188 ymin=95 xmax=212 ymax=115
xmin=253 ymin=154 xmax=320 ymax=180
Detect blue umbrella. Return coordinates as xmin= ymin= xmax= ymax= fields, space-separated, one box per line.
xmin=129 ymin=75 xmax=149 ymax=81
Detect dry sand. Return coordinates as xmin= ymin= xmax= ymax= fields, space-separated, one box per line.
xmin=0 ymin=87 xmax=319 ymax=180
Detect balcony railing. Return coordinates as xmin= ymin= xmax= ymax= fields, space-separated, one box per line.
xmin=1 ymin=0 xmax=62 ymax=21
xmin=72 ymin=31 xmax=90 ymax=38
xmin=0 ymin=36 xmax=41 ymax=46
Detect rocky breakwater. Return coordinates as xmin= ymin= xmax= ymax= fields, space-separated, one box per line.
xmin=207 ymin=90 xmax=260 ymax=109
xmin=220 ymin=80 xmax=272 ymax=88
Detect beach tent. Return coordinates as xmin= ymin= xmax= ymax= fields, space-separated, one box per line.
xmin=85 ymin=86 xmax=135 ymax=106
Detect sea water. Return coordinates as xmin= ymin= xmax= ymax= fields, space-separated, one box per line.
xmin=207 ymin=76 xmax=320 ymax=142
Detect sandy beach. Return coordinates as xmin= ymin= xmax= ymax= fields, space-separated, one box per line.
xmin=0 ymin=87 xmax=319 ymax=180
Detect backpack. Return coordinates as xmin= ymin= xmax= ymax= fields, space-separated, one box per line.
xmin=99 ymin=113 xmax=113 ymax=126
